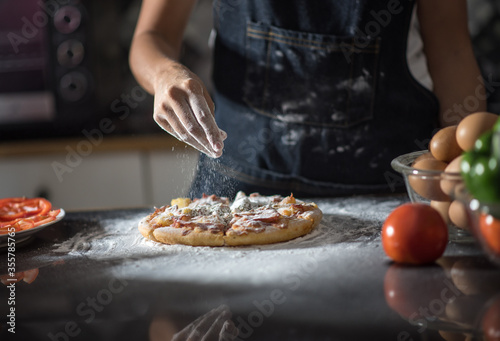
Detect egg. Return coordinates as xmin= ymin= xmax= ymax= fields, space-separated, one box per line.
xmin=445 ymin=296 xmax=484 ymax=327
xmin=409 ymin=157 xmax=449 ymax=201
xmin=440 ymin=155 xmax=463 ymax=197
xmin=431 ymin=200 xmax=451 ymax=224
xmin=456 ymin=112 xmax=499 ymax=151
xmin=450 ymin=258 xmax=500 ymax=296
xmin=438 ymin=331 xmax=468 ymax=341
xmin=449 ymin=200 xmax=469 ymax=230
xmin=412 ymin=151 xmax=434 ymax=165
xmin=430 ymin=125 xmax=463 ymax=162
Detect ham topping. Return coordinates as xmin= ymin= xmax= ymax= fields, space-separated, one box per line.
xmin=232 ymin=209 xmax=281 ymax=222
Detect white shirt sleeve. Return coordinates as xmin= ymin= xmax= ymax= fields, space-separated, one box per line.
xmin=407 ymin=6 xmax=433 ymax=91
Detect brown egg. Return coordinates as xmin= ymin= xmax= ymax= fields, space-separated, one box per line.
xmin=430 ymin=125 xmax=463 ymax=162
xmin=438 ymin=331 xmax=468 ymax=341
xmin=445 ymin=296 xmax=484 ymax=327
xmin=449 ymin=200 xmax=469 ymax=230
xmin=412 ymin=151 xmax=434 ymax=166
xmin=436 ymin=256 xmax=462 ymax=279
xmin=431 ymin=200 xmax=451 ymax=224
xmin=456 ymin=112 xmax=499 ymax=151
xmin=440 ymin=155 xmax=463 ymax=197
xmin=450 ymin=258 xmax=500 ymax=296
xmin=409 ymin=158 xmax=449 ymax=201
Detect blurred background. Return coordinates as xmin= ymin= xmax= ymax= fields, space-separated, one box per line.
xmin=0 ymin=0 xmax=498 ymax=210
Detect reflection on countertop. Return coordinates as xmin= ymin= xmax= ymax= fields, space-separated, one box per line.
xmin=0 ymin=194 xmax=498 ymax=340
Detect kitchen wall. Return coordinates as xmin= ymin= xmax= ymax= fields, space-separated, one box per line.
xmin=0 ymin=0 xmax=498 ymax=210
xmin=0 ymin=0 xmax=210 ymax=210
xmin=0 ymin=137 xmax=199 ymax=210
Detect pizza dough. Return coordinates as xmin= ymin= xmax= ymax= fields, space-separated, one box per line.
xmin=138 ymin=192 xmax=323 ymax=247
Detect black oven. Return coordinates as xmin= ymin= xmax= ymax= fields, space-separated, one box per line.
xmin=0 ymin=0 xmax=155 ymax=141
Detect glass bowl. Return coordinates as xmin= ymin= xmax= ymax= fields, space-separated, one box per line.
xmin=391 ymin=150 xmax=473 ymax=243
xmin=453 ymin=184 xmax=500 ymax=267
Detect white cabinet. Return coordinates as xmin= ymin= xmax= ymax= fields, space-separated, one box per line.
xmin=0 ymin=136 xmax=199 ymax=210
xmin=148 ymin=149 xmax=199 ymax=207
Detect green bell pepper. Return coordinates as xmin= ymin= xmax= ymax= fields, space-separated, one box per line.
xmin=461 ymin=116 xmax=500 ymax=203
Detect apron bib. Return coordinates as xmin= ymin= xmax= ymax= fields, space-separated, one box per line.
xmin=190 ymin=0 xmax=439 ymax=198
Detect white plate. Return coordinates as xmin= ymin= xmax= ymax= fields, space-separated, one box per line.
xmin=0 ymin=209 xmax=65 ymax=248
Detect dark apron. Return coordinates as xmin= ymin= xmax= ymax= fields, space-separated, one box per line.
xmin=189 ymin=0 xmax=439 ymax=198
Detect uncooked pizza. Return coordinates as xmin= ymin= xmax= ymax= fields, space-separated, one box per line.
xmin=138 ymin=192 xmax=323 ymax=246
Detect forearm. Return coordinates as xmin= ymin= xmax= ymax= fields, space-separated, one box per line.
xmin=417 ymin=0 xmax=487 ymax=127
xmin=428 ymin=43 xmax=486 ymax=127
xmin=129 ymin=0 xmax=197 ymax=95
xmin=129 ymin=32 xmax=181 ymax=95
xmin=128 ymin=0 xmax=224 ymax=158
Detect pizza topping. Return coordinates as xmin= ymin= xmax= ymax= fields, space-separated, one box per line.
xmin=142 ymin=192 xmax=322 ymax=243
xmin=185 ymin=203 xmax=230 ymax=219
xmin=173 ymin=217 xmax=226 ymax=234
xmin=192 ymin=194 xmax=229 ymax=206
xmin=230 ymin=191 xmax=282 ymax=213
xmin=171 ymin=198 xmax=191 ymax=208
xmin=233 ymin=208 xmax=281 ymax=222
xmin=229 ymin=217 xmax=287 ymax=235
xmin=229 ymin=208 xmax=286 ymax=235
xmin=151 ymin=200 xmax=232 ymax=227
xmin=279 ymin=194 xmax=296 ymax=205
xmin=150 ymin=206 xmax=177 ymax=227
xmin=277 ymin=203 xmax=314 ymax=217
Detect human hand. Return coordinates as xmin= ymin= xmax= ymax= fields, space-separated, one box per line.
xmin=172 ymin=305 xmax=239 ymax=341
xmin=153 ymin=63 xmax=227 ymax=158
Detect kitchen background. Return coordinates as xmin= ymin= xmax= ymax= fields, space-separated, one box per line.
xmin=0 ymin=0 xmax=499 ymax=210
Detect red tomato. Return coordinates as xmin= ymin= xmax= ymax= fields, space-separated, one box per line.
xmin=382 ymin=203 xmax=448 ymax=264
xmin=480 ymin=213 xmax=500 ymax=256
xmin=384 ymin=264 xmax=452 ymax=321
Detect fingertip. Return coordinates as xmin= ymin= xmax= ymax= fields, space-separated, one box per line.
xmin=214 ymin=141 xmax=223 ymax=151
xmin=219 ymin=129 xmax=227 ymax=140
xmin=211 ymin=148 xmax=223 ymax=159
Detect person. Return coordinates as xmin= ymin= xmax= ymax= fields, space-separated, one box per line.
xmin=129 ymin=0 xmax=486 ymax=198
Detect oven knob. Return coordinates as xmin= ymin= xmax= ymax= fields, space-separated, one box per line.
xmin=54 ymin=6 xmax=81 ymax=34
xmin=57 ymin=40 xmax=84 ymax=67
xmin=59 ymin=71 xmax=88 ymax=102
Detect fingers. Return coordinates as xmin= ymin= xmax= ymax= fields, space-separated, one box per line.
xmin=219 ymin=129 xmax=228 ymax=141
xmin=202 ymin=305 xmax=232 ymax=340
xmin=154 ymin=77 xmax=226 ymax=158
xmin=202 ymin=87 xmax=228 ymax=142
xmin=186 ymin=92 xmax=224 ymax=153
xmin=171 ymin=305 xmax=237 ymax=341
xmin=153 ymin=105 xmax=216 ymax=157
xmin=219 ymin=320 xmax=239 ymax=341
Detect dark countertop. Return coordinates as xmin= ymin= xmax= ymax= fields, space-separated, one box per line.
xmin=1 ymin=194 xmax=499 ymax=341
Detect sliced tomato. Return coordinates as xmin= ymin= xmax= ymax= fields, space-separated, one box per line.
xmin=12 ymin=219 xmax=35 ymax=231
xmin=48 ymin=209 xmax=61 ymax=217
xmin=0 ymin=272 xmax=24 ymax=285
xmin=0 ymin=197 xmax=58 ymax=235
xmin=0 ymin=219 xmax=20 ymax=228
xmin=32 ymin=216 xmax=56 ymax=227
xmin=0 ymin=197 xmax=25 ymax=205
xmin=22 ymin=268 xmax=39 ymax=284
xmin=36 ymin=198 xmax=52 ymax=216
xmin=0 ymin=197 xmax=31 ymax=221
xmin=0 ymin=197 xmax=51 ymax=221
